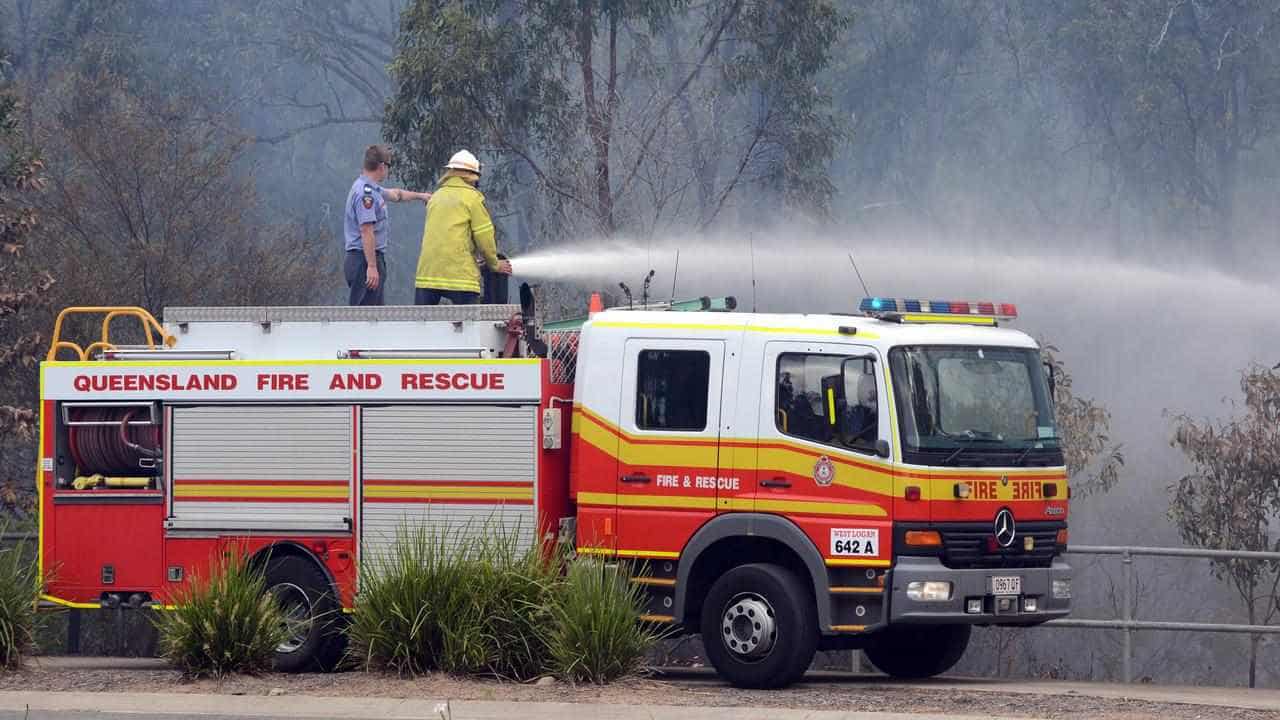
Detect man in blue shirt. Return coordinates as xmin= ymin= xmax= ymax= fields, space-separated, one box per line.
xmin=344 ymin=145 xmax=432 ymax=305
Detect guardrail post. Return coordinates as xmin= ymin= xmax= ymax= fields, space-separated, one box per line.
xmin=1121 ymin=549 xmax=1133 ymax=683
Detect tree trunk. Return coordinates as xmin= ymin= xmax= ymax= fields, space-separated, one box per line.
xmin=577 ymin=2 xmax=616 ymax=235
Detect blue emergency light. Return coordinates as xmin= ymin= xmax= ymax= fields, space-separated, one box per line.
xmin=860 ymin=297 xmax=1018 ymax=322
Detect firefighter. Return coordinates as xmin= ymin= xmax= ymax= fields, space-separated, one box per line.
xmin=414 ymin=150 xmax=512 ymax=306
xmin=343 ymin=144 xmax=432 ymax=306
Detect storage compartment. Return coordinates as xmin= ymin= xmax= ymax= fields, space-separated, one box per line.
xmin=168 ymin=405 xmax=353 ymax=532
xmin=49 ymin=500 xmax=165 ymax=596
xmin=58 ymin=402 xmax=162 ymax=491
xmin=360 ymin=404 xmax=538 ymax=566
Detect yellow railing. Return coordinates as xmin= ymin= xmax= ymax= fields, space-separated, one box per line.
xmin=46 ymin=306 xmax=176 ymax=361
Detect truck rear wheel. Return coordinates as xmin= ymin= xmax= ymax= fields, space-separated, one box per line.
xmin=864 ymin=624 xmax=970 ymax=679
xmin=700 ymin=563 xmax=817 ymax=689
xmin=263 ymin=554 xmax=346 ymax=672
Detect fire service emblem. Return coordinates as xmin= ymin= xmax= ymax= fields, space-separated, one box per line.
xmin=814 ymin=456 xmax=834 ymax=487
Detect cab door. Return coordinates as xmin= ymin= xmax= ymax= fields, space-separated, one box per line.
xmin=757 ymin=341 xmax=893 ymax=567
xmin=615 ymin=338 xmax=725 ymax=558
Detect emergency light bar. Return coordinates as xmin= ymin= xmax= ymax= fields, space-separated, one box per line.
xmin=859 ymin=297 xmax=1017 ymax=325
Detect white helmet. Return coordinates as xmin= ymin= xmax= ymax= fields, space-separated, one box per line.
xmin=444 ymin=149 xmax=481 ymax=175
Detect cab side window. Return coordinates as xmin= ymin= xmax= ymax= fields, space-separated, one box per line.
xmin=636 ymin=350 xmax=710 ymax=431
xmin=776 ymin=353 xmax=878 ymax=454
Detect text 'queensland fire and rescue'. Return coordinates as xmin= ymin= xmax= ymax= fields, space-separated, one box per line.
xmin=70 ymin=371 xmax=506 ymax=393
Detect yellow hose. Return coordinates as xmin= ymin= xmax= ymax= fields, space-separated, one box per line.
xmin=72 ymin=475 xmax=152 ymax=489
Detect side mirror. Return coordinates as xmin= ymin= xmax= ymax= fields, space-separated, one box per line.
xmin=875 ymin=439 xmax=891 ymax=459
xmin=1043 ymin=360 xmax=1057 ymax=400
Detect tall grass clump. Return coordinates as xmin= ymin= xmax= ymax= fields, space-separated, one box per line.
xmin=349 ymin=524 xmax=559 ymax=679
xmin=547 ymin=556 xmax=662 ymax=683
xmin=352 ymin=524 xmax=661 ymax=682
xmin=0 ymin=540 xmax=43 ymax=670
xmin=154 ymin=551 xmax=286 ymax=677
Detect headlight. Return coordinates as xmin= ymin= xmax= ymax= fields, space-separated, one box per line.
xmin=906 ymin=581 xmax=952 ymax=601
xmin=1052 ymin=579 xmax=1072 ymax=599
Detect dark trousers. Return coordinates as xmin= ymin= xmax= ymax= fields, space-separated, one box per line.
xmin=415 ymin=287 xmax=480 ymax=306
xmin=345 ymin=250 xmax=386 ymax=306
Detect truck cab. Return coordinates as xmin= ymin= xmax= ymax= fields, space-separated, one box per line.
xmin=569 ymin=297 xmax=1070 ymax=687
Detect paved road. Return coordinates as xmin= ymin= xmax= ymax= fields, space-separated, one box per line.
xmin=656 ymin=667 xmax=1280 ymax=713
xmin=0 ymin=694 xmax=1013 ymax=720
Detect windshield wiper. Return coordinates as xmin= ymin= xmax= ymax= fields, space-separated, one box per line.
xmin=939 ymin=431 xmax=1003 ymax=465
xmin=1013 ymin=435 xmax=1063 ymax=466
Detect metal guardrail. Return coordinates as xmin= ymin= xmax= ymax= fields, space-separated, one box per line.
xmin=1044 ymin=544 xmax=1280 ymax=683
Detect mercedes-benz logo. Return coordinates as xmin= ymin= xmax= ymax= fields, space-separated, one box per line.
xmin=993 ymin=508 xmax=1016 ymax=548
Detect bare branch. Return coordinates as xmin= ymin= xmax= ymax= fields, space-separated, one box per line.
xmin=253 ymin=116 xmax=382 ymax=145
xmin=615 ymin=0 xmax=745 ymax=201
xmin=1150 ymin=1 xmax=1185 ymax=55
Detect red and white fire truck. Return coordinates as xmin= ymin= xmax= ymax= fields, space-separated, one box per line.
xmin=36 ymin=296 xmax=1070 ymax=687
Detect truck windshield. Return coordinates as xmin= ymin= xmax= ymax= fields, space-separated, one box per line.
xmin=888 ymin=345 xmax=1060 ymax=466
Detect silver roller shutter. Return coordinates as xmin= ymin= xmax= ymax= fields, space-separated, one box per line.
xmin=360 ymin=404 xmax=538 ymax=568
xmin=169 ymin=405 xmax=353 ymax=532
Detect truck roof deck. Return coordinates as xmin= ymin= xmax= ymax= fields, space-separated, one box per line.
xmin=160 ymin=304 xmax=522 ymax=361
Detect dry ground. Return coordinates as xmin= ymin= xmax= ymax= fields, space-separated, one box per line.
xmin=0 ymin=661 xmax=1270 ymax=720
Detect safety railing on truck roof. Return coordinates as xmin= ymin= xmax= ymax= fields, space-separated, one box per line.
xmin=46 ymin=306 xmax=176 ymax=362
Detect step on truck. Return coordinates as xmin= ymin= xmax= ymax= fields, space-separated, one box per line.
xmin=36 ymin=296 xmax=1071 ymax=686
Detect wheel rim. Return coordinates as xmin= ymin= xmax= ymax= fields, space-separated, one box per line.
xmin=721 ymin=592 xmax=777 ymax=661
xmin=268 ymin=582 xmax=313 ymax=655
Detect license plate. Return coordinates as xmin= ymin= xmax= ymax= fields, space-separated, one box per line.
xmin=991 ymin=576 xmax=1022 ymax=595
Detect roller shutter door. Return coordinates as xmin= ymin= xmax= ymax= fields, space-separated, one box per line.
xmin=360 ymin=404 xmax=537 ymax=567
xmin=169 ymin=405 xmax=352 ymax=531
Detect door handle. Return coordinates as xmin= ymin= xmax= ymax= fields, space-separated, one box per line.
xmin=760 ymin=477 xmax=791 ymax=489
xmin=621 ymin=474 xmax=651 ymax=484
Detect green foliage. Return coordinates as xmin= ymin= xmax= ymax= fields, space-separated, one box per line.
xmin=0 ymin=539 xmax=42 ymax=670
xmin=348 ymin=525 xmax=561 ymax=679
xmin=547 ymin=556 xmax=661 ymax=683
xmin=154 ymin=551 xmax=286 ymax=677
xmin=350 ymin=527 xmax=655 ymax=682
xmin=385 ymin=0 xmax=848 ymax=240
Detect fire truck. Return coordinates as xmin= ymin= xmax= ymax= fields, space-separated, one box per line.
xmin=36 ymin=295 xmax=1070 ymax=687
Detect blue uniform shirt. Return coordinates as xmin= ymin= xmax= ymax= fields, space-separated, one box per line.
xmin=344 ymin=175 xmax=389 ymax=252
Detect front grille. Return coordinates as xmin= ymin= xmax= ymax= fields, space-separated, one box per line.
xmin=937 ymin=523 xmax=1062 ymax=569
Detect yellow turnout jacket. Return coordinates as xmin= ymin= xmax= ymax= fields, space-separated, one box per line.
xmin=415 ymin=176 xmax=500 ymax=293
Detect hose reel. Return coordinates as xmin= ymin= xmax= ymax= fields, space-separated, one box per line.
xmin=65 ymin=405 xmax=161 ymax=478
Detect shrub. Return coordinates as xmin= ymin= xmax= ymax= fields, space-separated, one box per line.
xmin=351 ymin=526 xmax=659 ymax=683
xmin=154 ymin=551 xmax=285 ymax=677
xmin=348 ymin=525 xmax=559 ymax=679
xmin=547 ymin=556 xmax=661 ymax=683
xmin=0 ymin=539 xmax=42 ymax=670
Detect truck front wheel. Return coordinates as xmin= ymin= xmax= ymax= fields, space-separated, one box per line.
xmin=864 ymin=624 xmax=971 ymax=679
xmin=700 ymin=563 xmax=817 ymax=689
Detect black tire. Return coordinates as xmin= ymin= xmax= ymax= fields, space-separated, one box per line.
xmin=864 ymin=624 xmax=971 ymax=679
xmin=699 ymin=563 xmax=818 ymax=689
xmin=262 ymin=554 xmax=347 ymax=672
